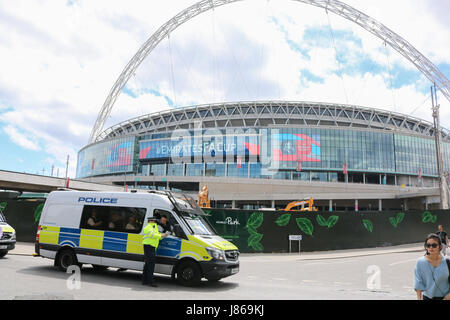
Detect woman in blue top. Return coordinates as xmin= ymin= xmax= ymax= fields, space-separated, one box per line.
xmin=414 ymin=233 xmax=450 ymax=300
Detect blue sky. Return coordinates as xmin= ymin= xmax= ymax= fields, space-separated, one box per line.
xmin=0 ymin=0 xmax=449 ymax=178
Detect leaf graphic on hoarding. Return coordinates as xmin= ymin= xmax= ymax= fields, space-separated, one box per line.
xmin=316 ymin=215 xmax=339 ymax=229
xmin=246 ymin=212 xmax=264 ymax=252
xmin=275 ymin=214 xmax=291 ymax=226
xmin=389 ymin=217 xmax=398 ymax=228
xmin=246 ymin=212 xmax=264 ymax=229
xmin=431 ymin=215 xmax=437 ymax=223
xmin=247 ymin=225 xmax=258 ymax=235
xmin=248 ymin=233 xmax=263 ymax=247
xmin=296 ymin=218 xmax=313 ymax=236
xmin=34 ymin=203 xmax=45 ymax=223
xmin=396 ymin=212 xmax=405 ymax=225
xmin=363 ymin=219 xmax=373 ymax=233
xmin=0 ymin=202 xmax=6 ymax=213
xmin=327 ymin=216 xmax=339 ymax=228
xmin=422 ymin=211 xmax=432 ymax=223
xmin=252 ymin=242 xmax=264 ymax=252
xmin=316 ymin=215 xmax=328 ymax=227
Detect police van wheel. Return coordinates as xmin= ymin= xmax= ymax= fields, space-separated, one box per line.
xmin=57 ymin=248 xmax=80 ymax=272
xmin=0 ymin=250 xmax=7 ymax=258
xmin=177 ymin=261 xmax=201 ymax=286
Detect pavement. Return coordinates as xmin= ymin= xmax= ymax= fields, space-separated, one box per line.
xmin=9 ymin=241 xmax=424 ymax=260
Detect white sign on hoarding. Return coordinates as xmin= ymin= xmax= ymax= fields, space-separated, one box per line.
xmin=288 ymin=235 xmax=302 ymax=253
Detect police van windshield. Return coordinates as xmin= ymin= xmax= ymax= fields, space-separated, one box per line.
xmin=181 ymin=213 xmax=216 ymax=236
xmin=164 ymin=191 xmax=216 ymax=235
xmin=170 ymin=193 xmax=205 ymax=216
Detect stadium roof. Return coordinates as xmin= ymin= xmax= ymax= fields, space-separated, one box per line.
xmin=96 ymin=101 xmax=450 ymax=144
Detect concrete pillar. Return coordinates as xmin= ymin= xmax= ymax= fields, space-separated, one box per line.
xmin=232 ymin=200 xmax=236 ymax=209
xmin=355 ymin=199 xmax=359 ymax=212
xmin=271 ymin=200 xmax=275 ymax=209
xmin=404 ymin=199 xmax=408 ymax=211
xmin=378 ymin=199 xmax=382 ymax=212
xmin=329 ymin=199 xmax=333 ymax=212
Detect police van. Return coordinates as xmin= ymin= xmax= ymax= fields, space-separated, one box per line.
xmin=0 ymin=212 xmax=16 ymax=258
xmin=35 ymin=190 xmax=239 ymax=286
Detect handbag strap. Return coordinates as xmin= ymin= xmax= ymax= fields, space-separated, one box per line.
xmin=447 ymin=258 xmax=450 ymax=283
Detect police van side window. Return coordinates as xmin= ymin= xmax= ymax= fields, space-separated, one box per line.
xmin=153 ymin=209 xmax=172 ymax=220
xmin=80 ymin=206 xmax=146 ymax=234
xmin=153 ymin=209 xmax=178 ymax=226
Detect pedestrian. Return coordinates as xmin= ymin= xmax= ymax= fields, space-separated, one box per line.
xmin=142 ymin=216 xmax=166 ymax=287
xmin=436 ymin=225 xmax=449 ymax=257
xmin=414 ymin=233 xmax=450 ymax=300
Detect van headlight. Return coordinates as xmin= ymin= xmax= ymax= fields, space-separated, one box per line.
xmin=206 ymin=247 xmax=224 ymax=260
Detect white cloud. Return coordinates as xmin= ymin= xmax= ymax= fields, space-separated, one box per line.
xmin=0 ymin=0 xmax=448 ymax=177
xmin=3 ymin=125 xmax=40 ymax=151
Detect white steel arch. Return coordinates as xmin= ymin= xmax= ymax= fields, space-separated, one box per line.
xmin=89 ymin=0 xmax=450 ymax=143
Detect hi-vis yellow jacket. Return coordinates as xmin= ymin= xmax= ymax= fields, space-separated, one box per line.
xmin=142 ymin=222 xmax=162 ymax=248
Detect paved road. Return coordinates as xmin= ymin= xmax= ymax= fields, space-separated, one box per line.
xmin=0 ymin=246 xmax=423 ymax=300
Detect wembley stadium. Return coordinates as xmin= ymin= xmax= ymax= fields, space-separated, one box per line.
xmin=76 ymin=100 xmax=450 ymax=211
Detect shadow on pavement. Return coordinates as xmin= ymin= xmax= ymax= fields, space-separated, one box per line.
xmin=16 ymin=263 xmax=239 ymax=294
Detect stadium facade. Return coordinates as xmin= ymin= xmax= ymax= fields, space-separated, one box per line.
xmin=77 ymin=101 xmax=450 ymax=211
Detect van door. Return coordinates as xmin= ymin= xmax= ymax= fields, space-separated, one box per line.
xmin=78 ymin=206 xmax=104 ymax=266
xmin=78 ymin=204 xmax=146 ymax=269
xmin=153 ymin=209 xmax=183 ymax=275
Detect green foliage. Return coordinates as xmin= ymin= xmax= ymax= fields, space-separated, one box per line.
xmin=316 ymin=215 xmax=328 ymax=227
xmin=246 ymin=212 xmax=264 ymax=229
xmin=422 ymin=211 xmax=437 ymax=224
xmin=316 ymin=215 xmax=339 ymax=228
xmin=362 ymin=219 xmax=373 ymax=233
xmin=327 ymin=216 xmax=339 ymax=228
xmin=296 ymin=218 xmax=314 ymax=236
xmin=246 ymin=212 xmax=264 ymax=252
xmin=248 ymin=233 xmax=263 ymax=247
xmin=275 ymin=214 xmax=291 ymax=226
xmin=251 ymin=242 xmax=264 ymax=252
xmin=389 ymin=212 xmax=405 ymax=228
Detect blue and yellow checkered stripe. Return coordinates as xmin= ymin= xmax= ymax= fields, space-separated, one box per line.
xmin=39 ymin=226 xmax=183 ymax=257
xmin=39 ymin=226 xmax=145 ymax=255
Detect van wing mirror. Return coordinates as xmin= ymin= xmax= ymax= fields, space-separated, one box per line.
xmin=173 ymin=224 xmax=188 ymax=240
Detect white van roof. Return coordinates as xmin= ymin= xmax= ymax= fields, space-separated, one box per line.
xmin=47 ymin=190 xmax=205 ymax=215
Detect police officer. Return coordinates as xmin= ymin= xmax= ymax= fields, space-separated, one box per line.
xmin=142 ymin=216 xmax=166 ymax=287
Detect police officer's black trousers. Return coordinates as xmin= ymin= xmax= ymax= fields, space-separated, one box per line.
xmin=142 ymin=244 xmax=156 ymax=285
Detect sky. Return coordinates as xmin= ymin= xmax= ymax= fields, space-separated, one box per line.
xmin=0 ymin=0 xmax=449 ymax=178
